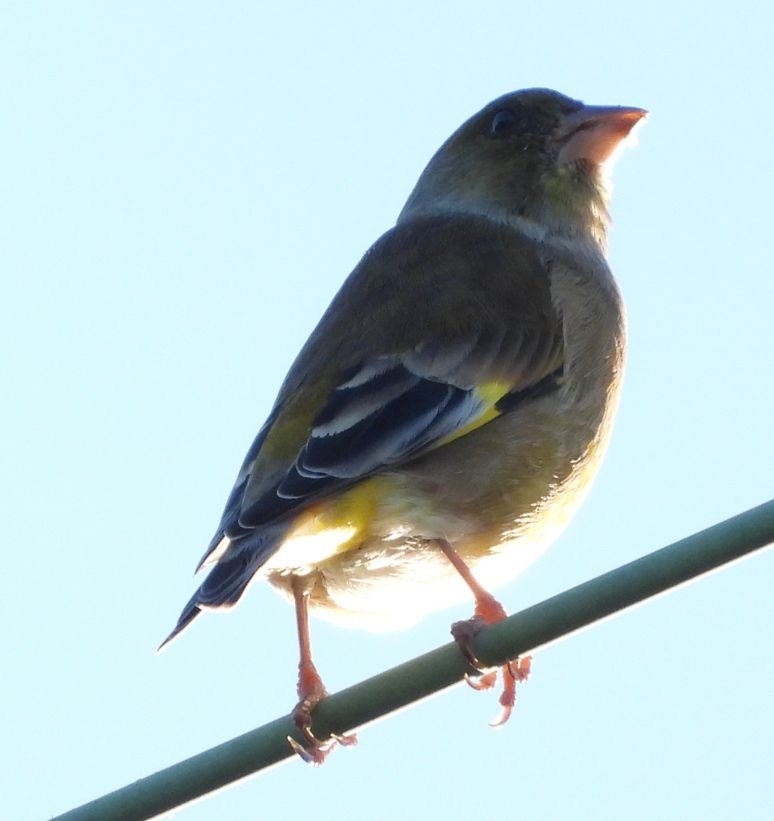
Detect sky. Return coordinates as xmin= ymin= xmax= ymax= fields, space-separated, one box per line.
xmin=2 ymin=3 xmax=772 ymax=820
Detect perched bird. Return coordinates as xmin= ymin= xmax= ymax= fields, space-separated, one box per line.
xmin=161 ymin=88 xmax=645 ymax=763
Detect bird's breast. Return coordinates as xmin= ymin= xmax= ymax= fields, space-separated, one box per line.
xmin=266 ymin=256 xmax=626 ymax=630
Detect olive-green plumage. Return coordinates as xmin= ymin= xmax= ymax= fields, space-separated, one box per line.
xmin=162 ymin=88 xmax=645 ymax=644
xmin=243 ymin=215 xmax=564 ymax=513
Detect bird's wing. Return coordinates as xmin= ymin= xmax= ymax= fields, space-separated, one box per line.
xmin=199 ymin=214 xmax=564 ymax=567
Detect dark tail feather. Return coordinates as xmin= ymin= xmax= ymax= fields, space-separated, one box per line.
xmin=157 ymin=595 xmax=202 ymax=652
xmin=159 ymin=526 xmax=284 ymax=653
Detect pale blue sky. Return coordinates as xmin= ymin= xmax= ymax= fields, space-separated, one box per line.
xmin=2 ymin=3 xmax=772 ymax=820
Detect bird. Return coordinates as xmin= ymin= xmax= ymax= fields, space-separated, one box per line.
xmin=160 ymin=88 xmax=645 ymax=764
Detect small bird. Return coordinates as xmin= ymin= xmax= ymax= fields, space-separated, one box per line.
xmin=161 ymin=88 xmax=645 ymax=763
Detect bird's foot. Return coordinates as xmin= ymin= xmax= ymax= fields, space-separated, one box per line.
xmin=288 ymin=673 xmax=357 ymax=765
xmin=489 ymin=656 xmax=532 ymax=727
xmin=450 ymin=593 xmax=532 ymax=727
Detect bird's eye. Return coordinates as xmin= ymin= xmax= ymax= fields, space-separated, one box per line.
xmin=489 ymin=109 xmax=517 ymax=137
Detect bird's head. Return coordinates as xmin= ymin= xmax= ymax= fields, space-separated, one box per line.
xmin=398 ymin=88 xmax=646 ymax=251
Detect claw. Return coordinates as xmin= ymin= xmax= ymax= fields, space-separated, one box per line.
xmin=450 ymin=616 xmax=487 ymax=670
xmin=464 ymin=671 xmax=498 ymax=691
xmin=287 ymin=734 xmax=332 ymax=766
xmin=287 ymin=729 xmax=358 ymax=765
xmin=489 ymin=667 xmax=516 ymax=728
xmin=331 ymin=733 xmax=358 ymax=748
xmin=490 ymin=702 xmax=514 ymax=729
xmin=489 ymin=656 xmax=532 ymax=727
xmin=289 ymin=694 xmax=358 ymax=765
xmin=510 ymin=655 xmax=532 ymax=683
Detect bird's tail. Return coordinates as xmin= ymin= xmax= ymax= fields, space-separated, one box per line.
xmin=158 ymin=526 xmax=285 ymax=652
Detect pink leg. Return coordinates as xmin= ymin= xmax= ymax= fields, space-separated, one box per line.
xmin=436 ymin=540 xmax=532 ymax=727
xmin=287 ymin=578 xmax=357 ymax=765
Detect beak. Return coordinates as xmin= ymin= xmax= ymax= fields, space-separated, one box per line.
xmin=557 ymin=104 xmax=648 ymax=167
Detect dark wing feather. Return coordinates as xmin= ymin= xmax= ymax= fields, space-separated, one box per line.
xmin=205 ymin=214 xmax=564 ymax=559
xmin=241 ymin=353 xmax=490 ymax=526
xmin=163 ymin=214 xmax=567 ymax=644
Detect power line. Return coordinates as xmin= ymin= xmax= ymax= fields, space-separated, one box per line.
xmin=52 ymin=499 xmax=774 ymax=821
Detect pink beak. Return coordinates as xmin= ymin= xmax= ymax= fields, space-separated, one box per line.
xmin=557 ymin=104 xmax=647 ymax=166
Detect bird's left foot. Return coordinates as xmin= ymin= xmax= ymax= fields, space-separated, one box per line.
xmin=288 ymin=697 xmax=358 ymax=766
xmin=450 ymin=592 xmax=532 ymax=727
xmin=288 ymin=665 xmax=358 ymax=765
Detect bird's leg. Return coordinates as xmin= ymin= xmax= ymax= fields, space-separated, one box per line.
xmin=287 ymin=577 xmax=357 ymax=765
xmin=435 ymin=539 xmax=532 ymax=727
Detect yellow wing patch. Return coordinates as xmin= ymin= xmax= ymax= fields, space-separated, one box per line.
xmin=265 ymin=476 xmax=389 ymax=571
xmin=433 ymin=380 xmax=512 ymax=450
xmin=267 ymin=380 xmax=512 ymax=572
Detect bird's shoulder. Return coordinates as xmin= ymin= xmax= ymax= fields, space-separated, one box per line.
xmin=222 ymin=214 xmax=564 ymax=525
xmin=277 ymin=212 xmax=559 ymax=400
